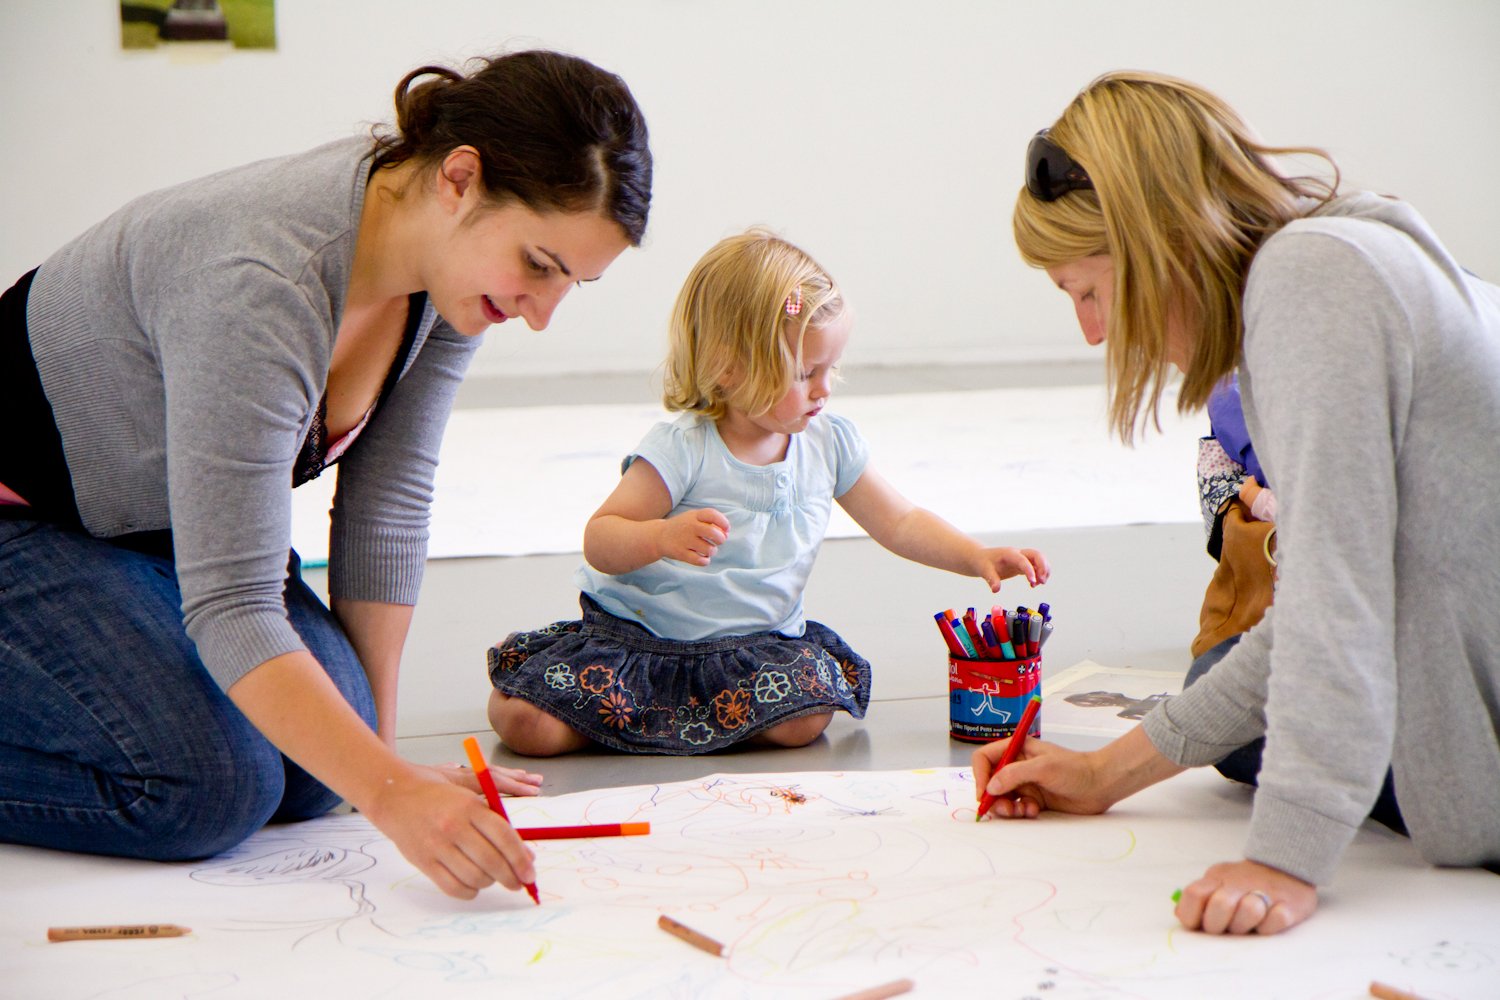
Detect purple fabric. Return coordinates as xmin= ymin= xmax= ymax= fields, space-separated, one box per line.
xmin=1207 ymin=374 xmax=1265 ymax=485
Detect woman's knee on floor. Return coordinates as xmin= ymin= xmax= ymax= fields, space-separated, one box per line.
xmin=114 ymin=739 xmax=288 ymax=861
xmin=488 ymin=690 xmax=590 ymax=757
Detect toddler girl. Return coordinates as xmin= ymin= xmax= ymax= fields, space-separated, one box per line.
xmin=487 ymin=229 xmax=1049 ymax=755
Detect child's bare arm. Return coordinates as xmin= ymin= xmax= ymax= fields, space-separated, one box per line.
xmin=836 ymin=465 xmax=1050 ymax=591
xmin=583 ymin=459 xmax=730 ymax=575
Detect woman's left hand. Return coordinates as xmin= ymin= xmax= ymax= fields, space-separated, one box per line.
xmin=439 ymin=761 xmax=545 ymax=797
xmin=1174 ymin=859 xmax=1318 ymax=935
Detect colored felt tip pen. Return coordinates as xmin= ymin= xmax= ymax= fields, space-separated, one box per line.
xmin=976 ymin=694 xmax=1042 ymax=820
xmin=980 ymin=620 xmax=1002 ymax=659
xmin=1171 ymin=888 xmax=1183 ymax=904
xmin=961 ymin=608 xmax=987 ymax=655
xmin=517 ymin=822 xmax=650 ymax=841
xmin=934 ymin=612 xmax=967 ymax=657
xmin=944 ymin=610 xmax=978 ymax=658
xmin=991 ymin=609 xmax=1017 ymax=659
xmin=462 ymin=736 xmax=541 ymax=905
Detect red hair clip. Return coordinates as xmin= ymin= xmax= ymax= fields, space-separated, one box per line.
xmin=785 ymin=288 xmax=803 ymax=317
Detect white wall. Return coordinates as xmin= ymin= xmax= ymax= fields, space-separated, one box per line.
xmin=4 ymin=1 xmax=1497 ymax=379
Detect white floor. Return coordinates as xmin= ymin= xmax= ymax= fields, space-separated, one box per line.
xmin=292 ymin=379 xmax=1206 ymax=562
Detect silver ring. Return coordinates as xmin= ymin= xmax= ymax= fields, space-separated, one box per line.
xmin=1251 ymin=891 xmax=1274 ymax=910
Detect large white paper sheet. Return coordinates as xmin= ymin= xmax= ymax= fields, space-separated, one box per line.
xmin=3 ymin=767 xmax=1496 ymax=999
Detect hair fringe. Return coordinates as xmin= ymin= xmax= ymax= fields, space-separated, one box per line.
xmin=1013 ymin=70 xmax=1340 ymax=443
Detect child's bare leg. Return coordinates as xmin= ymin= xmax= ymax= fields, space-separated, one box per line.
xmin=751 ymin=711 xmax=833 ymax=748
xmin=487 ymin=690 xmax=591 ymax=757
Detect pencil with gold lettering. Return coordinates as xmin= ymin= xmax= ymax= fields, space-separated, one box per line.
xmin=48 ymin=924 xmax=191 ymax=942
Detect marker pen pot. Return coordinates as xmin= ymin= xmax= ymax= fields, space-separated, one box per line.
xmin=947 ymin=653 xmax=1042 ymax=744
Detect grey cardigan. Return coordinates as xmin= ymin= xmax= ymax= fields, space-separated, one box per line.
xmin=27 ymin=137 xmax=479 ymax=690
xmin=1144 ymin=193 xmax=1500 ymax=884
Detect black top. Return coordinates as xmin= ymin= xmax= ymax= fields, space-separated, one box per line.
xmin=1 ymin=270 xmax=427 ymax=524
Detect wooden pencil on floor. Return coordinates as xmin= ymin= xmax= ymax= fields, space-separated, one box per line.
xmin=48 ymin=924 xmax=191 ymax=942
xmin=1369 ymin=982 xmax=1430 ymax=1000
xmin=656 ymin=914 xmax=724 ymax=957
xmin=832 ymin=977 xmax=916 ymax=1000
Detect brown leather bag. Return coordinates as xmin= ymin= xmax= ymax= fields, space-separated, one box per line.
xmin=1191 ymin=496 xmax=1276 ymax=658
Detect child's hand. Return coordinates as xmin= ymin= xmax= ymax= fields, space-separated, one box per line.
xmin=657 ymin=508 xmax=731 ymax=566
xmin=1239 ymin=478 xmax=1277 ymax=522
xmin=973 ymin=547 xmax=1050 ymax=591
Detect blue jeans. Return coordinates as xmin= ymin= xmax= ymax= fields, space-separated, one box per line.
xmin=0 ymin=519 xmax=376 ymax=860
xmin=1186 ymin=635 xmax=1406 ymax=835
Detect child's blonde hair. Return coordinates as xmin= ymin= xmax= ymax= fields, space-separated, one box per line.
xmin=663 ymin=228 xmax=846 ymax=420
xmin=1013 ymin=70 xmax=1338 ymax=441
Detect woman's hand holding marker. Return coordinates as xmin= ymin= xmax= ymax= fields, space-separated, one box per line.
xmin=975 ymin=694 xmax=1042 ymax=820
xmin=972 ymin=738 xmax=1108 ymax=820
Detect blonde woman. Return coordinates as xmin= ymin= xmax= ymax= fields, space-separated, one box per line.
xmin=974 ymin=71 xmax=1500 ymax=935
xmin=488 ymin=229 xmax=1049 ymax=756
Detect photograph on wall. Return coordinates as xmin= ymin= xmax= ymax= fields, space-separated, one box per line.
xmin=121 ymin=0 xmax=276 ymax=50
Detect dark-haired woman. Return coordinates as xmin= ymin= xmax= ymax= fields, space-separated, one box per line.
xmin=0 ymin=49 xmax=652 ymax=900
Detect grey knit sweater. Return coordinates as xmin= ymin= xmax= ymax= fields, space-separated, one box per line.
xmin=27 ymin=138 xmax=479 ymax=690
xmin=1144 ymin=193 xmax=1500 ymax=884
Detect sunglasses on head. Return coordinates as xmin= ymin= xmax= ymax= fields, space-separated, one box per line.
xmin=1025 ymin=128 xmax=1093 ymax=202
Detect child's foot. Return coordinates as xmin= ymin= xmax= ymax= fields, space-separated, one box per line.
xmin=750 ymin=711 xmax=833 ymax=748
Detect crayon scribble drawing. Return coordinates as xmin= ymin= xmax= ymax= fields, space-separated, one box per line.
xmin=3 ymin=768 xmax=1499 ymax=1000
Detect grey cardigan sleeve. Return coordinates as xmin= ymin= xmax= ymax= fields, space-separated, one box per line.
xmin=1235 ymin=229 xmax=1408 ymax=885
xmin=1144 ymin=610 xmax=1275 ymax=765
xmin=152 ymin=260 xmax=329 ymax=691
xmin=1146 ymin=226 xmax=1410 ymax=885
xmin=326 ymin=310 xmax=477 ymax=605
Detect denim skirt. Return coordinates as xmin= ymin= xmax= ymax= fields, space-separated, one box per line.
xmin=487 ymin=595 xmax=871 ymax=754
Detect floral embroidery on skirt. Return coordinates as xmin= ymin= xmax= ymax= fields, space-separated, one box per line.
xmin=486 ymin=596 xmax=871 ymax=754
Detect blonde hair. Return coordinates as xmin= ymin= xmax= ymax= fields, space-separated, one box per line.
xmin=662 ymin=228 xmax=845 ymax=420
xmin=1013 ymin=71 xmax=1339 ymax=441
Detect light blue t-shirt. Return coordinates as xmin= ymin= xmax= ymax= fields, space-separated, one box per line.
xmin=576 ymin=411 xmax=870 ymax=640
